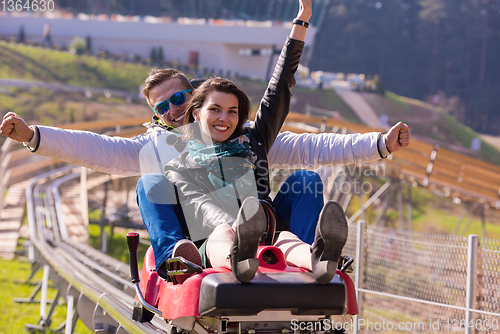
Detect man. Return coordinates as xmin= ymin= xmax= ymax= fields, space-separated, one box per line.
xmin=1 ymin=0 xmax=410 ymax=276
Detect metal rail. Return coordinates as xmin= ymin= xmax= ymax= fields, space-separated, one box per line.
xmin=24 ymin=166 xmax=170 ymax=333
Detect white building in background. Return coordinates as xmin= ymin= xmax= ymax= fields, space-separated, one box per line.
xmin=0 ymin=13 xmax=316 ymax=81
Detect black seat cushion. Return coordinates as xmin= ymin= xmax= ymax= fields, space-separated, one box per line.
xmin=198 ymin=272 xmax=346 ymax=316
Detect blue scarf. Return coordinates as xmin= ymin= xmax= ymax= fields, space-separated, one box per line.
xmin=188 ymin=133 xmax=257 ymax=191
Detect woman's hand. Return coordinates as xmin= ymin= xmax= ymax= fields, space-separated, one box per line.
xmin=0 ymin=112 xmax=35 ymax=143
xmin=290 ymin=0 xmax=312 ymax=41
xmin=384 ymin=122 xmax=410 ymax=153
xmin=297 ymin=0 xmax=312 ymax=22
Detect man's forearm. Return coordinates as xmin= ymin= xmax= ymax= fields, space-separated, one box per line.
xmin=268 ymin=131 xmax=386 ymax=168
xmin=35 ymin=126 xmax=145 ymax=176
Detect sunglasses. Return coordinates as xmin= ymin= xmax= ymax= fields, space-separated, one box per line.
xmin=152 ymin=89 xmax=192 ymax=116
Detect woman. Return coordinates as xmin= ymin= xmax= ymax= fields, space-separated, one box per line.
xmin=162 ymin=0 xmax=316 ymax=284
xmin=164 ymin=76 xmax=348 ymax=284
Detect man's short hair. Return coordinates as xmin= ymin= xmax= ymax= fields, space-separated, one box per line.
xmin=142 ymin=68 xmax=192 ymax=107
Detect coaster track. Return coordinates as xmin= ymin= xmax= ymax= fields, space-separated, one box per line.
xmin=25 ymin=166 xmax=170 ymax=333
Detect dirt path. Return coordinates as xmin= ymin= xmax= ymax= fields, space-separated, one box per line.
xmin=481 ymin=134 xmax=500 ymax=151
xmin=335 ymin=89 xmax=381 ymax=127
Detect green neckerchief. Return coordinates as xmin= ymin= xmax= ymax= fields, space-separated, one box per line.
xmin=188 ymin=133 xmax=256 ymax=191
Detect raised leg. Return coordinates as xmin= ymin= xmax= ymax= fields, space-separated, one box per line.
xmin=206 ymin=224 xmax=234 ymax=270
xmin=274 ymin=231 xmax=312 ymax=270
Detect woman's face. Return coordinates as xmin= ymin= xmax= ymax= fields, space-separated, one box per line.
xmin=193 ymin=91 xmax=239 ymax=144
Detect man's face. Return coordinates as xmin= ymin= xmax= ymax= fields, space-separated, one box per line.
xmin=148 ymin=78 xmax=193 ymax=128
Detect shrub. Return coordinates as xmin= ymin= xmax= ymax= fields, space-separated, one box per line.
xmin=150 ymin=47 xmax=157 ymax=63
xmin=69 ymin=36 xmax=87 ymax=56
xmin=373 ymin=75 xmax=386 ymax=95
xmin=157 ymin=46 xmax=164 ymax=65
xmin=85 ymin=35 xmax=92 ymax=54
xmin=18 ymin=25 xmax=25 ymax=43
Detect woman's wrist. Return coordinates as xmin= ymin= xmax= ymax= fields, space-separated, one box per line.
xmin=295 ymin=14 xmax=311 ymax=23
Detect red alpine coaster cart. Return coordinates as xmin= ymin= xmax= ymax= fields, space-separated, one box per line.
xmin=126 ymin=221 xmax=358 ymax=334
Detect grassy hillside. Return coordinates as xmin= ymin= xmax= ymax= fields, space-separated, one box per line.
xmin=0 ymin=85 xmax=151 ymax=148
xmin=0 ymin=86 xmax=150 ymax=124
xmin=0 ymin=40 xmax=360 ymax=136
xmin=363 ymin=91 xmax=500 ymax=165
xmin=0 ymin=40 xmax=149 ymax=92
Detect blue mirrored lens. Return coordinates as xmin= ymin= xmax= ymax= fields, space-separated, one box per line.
xmin=152 ymin=89 xmax=191 ymax=116
xmin=169 ymin=91 xmax=186 ymax=105
xmin=155 ymin=101 xmax=170 ymax=115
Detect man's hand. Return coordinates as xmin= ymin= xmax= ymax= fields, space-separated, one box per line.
xmin=0 ymin=112 xmax=35 ymax=143
xmin=384 ymin=122 xmax=410 ymax=153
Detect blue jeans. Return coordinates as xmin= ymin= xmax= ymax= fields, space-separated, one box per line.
xmin=136 ymin=171 xmax=324 ymax=269
xmin=136 ymin=174 xmax=189 ymax=269
xmin=273 ymin=170 xmax=324 ymax=244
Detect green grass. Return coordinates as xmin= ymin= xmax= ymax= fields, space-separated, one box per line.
xmin=412 ymin=207 xmax=500 ymax=239
xmin=385 ymin=91 xmax=410 ymax=111
xmin=0 ymin=41 xmax=150 ymax=92
xmin=0 ymin=216 xmax=147 ymax=334
xmin=0 ymin=258 xmax=92 ymax=334
xmin=290 ymin=86 xmax=360 ymax=123
xmin=88 ymin=224 xmax=149 ymax=269
xmin=439 ymin=112 xmax=500 ymax=165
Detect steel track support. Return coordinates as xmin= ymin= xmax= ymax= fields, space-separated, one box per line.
xmin=348 ymin=181 xmax=391 ymax=225
xmin=14 ymin=279 xmax=43 ymax=303
xmin=56 ymin=294 xmax=78 ymax=334
xmin=15 ymin=264 xmax=56 ymax=305
xmin=339 ymin=174 xmax=354 ymax=211
xmin=40 ymin=288 xmax=61 ymax=328
xmin=53 ymin=286 xmax=81 ymax=334
xmin=358 ymin=174 xmax=365 ymax=221
xmin=406 ymin=182 xmax=413 ymax=231
xmin=452 ymin=206 xmax=469 ymax=235
xmin=479 ymin=205 xmax=486 ymax=238
xmin=331 ymin=169 xmax=348 ymax=203
xmin=396 ymin=181 xmax=405 ymax=231
xmin=39 ymin=264 xmax=51 ymax=320
xmin=460 ymin=212 xmax=476 ymax=236
xmin=25 ymin=289 xmax=63 ymax=332
xmin=374 ymin=180 xmax=395 ymax=227
xmin=94 ymin=304 xmax=119 ymax=333
xmin=14 ymin=260 xmax=41 ymax=285
xmin=24 ymin=265 xmax=69 ymax=333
